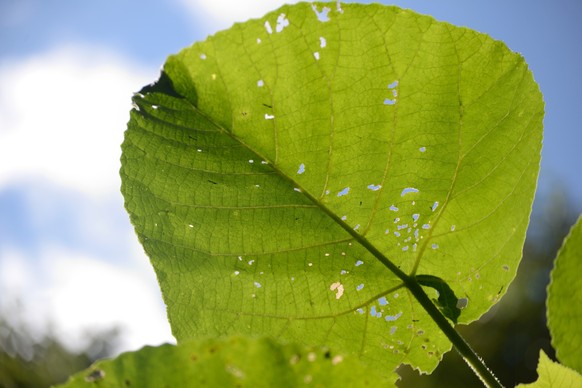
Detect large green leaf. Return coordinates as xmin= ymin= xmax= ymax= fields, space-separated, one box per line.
xmin=547 ymin=215 xmax=582 ymax=373
xmin=58 ymin=337 xmax=391 ymax=387
xmin=121 ymin=1 xmax=543 ymax=379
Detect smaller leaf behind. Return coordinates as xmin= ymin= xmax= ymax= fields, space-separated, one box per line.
xmin=57 ymin=336 xmax=394 ymax=388
xmin=416 ymin=275 xmax=461 ymax=324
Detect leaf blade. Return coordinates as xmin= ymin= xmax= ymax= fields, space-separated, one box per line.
xmin=58 ymin=337 xmax=393 ymax=387
xmin=547 ymin=215 xmax=582 ymax=374
xmin=121 ymin=2 xmax=543 ymax=376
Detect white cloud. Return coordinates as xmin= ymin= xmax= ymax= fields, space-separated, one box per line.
xmin=180 ymin=0 xmax=303 ymax=31
xmin=0 ymin=46 xmax=155 ymax=196
xmin=0 ymin=243 xmax=175 ymax=355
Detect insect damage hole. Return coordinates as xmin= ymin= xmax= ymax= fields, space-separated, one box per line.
xmin=312 ymin=4 xmax=331 ymax=22
xmin=264 ymin=21 xmax=273 ymax=34
xmin=275 ymin=13 xmax=289 ymax=33
xmin=85 ymin=369 xmax=105 ymax=383
xmin=401 ymin=187 xmax=419 ymax=196
xmin=337 ymin=187 xmax=350 ymax=197
xmin=329 ymin=282 xmax=344 ymax=300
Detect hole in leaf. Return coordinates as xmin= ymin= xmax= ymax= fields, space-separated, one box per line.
xmin=385 ymin=312 xmax=402 ymax=321
xmin=297 ymin=163 xmax=305 ymax=174
xmin=330 ymin=282 xmax=345 ymax=299
xmin=367 ymin=184 xmax=382 ymax=191
xmin=275 ymin=13 xmax=289 ymax=33
xmin=356 ymin=284 xmax=364 ymax=291
xmin=355 ymin=260 xmax=364 ymax=266
xmin=312 ymin=4 xmax=331 ymax=22
xmin=401 ymin=187 xmax=419 ymax=196
xmin=257 ymin=79 xmax=264 ymax=87
xmin=319 ymin=36 xmax=327 ymax=48
xmin=313 ymin=52 xmax=320 ymax=60
xmin=456 ymin=298 xmax=469 ymax=309
xmin=390 ymin=205 xmax=399 ymax=212
xmin=264 ymin=20 xmax=273 ymax=34
xmin=337 ymin=187 xmax=350 ymax=196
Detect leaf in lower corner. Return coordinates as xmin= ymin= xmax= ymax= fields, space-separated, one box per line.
xmin=57 ymin=337 xmax=393 ymax=387
xmin=515 ymin=350 xmax=582 ymax=387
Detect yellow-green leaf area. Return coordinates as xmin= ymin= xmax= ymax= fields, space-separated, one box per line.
xmin=57 ymin=337 xmax=392 ymax=387
xmin=516 ymin=350 xmax=582 ymax=388
xmin=547 ymin=215 xmax=582 ymax=373
xmin=121 ymin=2 xmax=543 ymax=377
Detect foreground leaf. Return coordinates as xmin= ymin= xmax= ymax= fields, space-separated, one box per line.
xmin=547 ymin=215 xmax=582 ymax=373
xmin=58 ymin=337 xmax=391 ymax=387
xmin=516 ymin=350 xmax=582 ymax=388
xmin=121 ymin=1 xmax=543 ymax=378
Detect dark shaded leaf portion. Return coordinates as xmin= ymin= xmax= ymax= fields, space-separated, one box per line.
xmin=416 ymin=275 xmax=461 ymax=324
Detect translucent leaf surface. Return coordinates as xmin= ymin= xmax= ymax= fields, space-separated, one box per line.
xmin=547 ymin=215 xmax=582 ymax=373
xmin=121 ymin=2 xmax=543 ymax=377
xmin=58 ymin=337 xmax=391 ymax=387
xmin=516 ymin=350 xmax=582 ymax=388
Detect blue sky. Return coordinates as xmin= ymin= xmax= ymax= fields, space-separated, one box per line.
xmin=1 ymin=0 xmax=581 ymax=355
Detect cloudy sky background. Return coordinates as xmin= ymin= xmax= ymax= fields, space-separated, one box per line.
xmin=1 ymin=0 xmax=581 ymax=355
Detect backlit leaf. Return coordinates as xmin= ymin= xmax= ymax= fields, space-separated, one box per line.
xmin=516 ymin=350 xmax=582 ymax=388
xmin=121 ymin=2 xmax=543 ymax=378
xmin=58 ymin=336 xmax=392 ymax=387
xmin=547 ymin=215 xmax=582 ymax=374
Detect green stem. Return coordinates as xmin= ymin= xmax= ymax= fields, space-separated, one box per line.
xmin=404 ymin=278 xmax=504 ymax=388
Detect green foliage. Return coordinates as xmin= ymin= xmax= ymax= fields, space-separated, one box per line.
xmin=547 ymin=216 xmax=582 ymax=373
xmin=119 ymin=1 xmax=543 ymax=382
xmin=59 ymin=336 xmax=391 ymax=387
xmin=516 ymin=351 xmax=582 ymax=388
